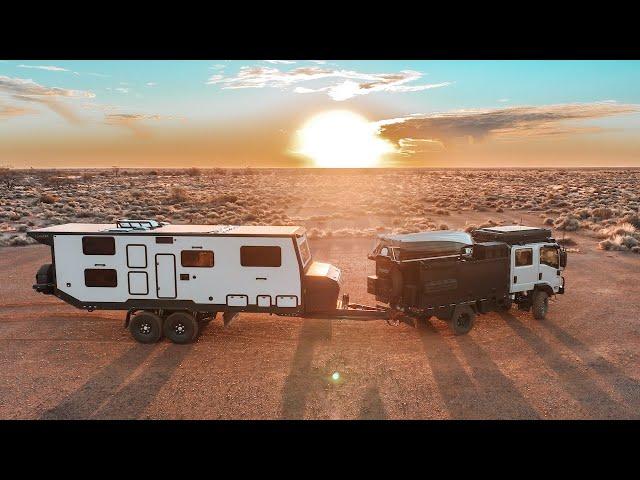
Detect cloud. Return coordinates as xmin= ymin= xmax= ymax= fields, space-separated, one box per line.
xmin=0 ymin=75 xmax=95 ymax=124
xmin=104 ymin=113 xmax=166 ymax=138
xmin=115 ymin=87 xmax=129 ymax=93
xmin=376 ymin=102 xmax=640 ymax=152
xmin=18 ymin=64 xmax=69 ymax=72
xmin=145 ymin=82 xmax=157 ymax=87
xmin=265 ymin=60 xmax=296 ymax=64
xmin=0 ymin=103 xmax=36 ymax=120
xmin=206 ymin=65 xmax=450 ymax=101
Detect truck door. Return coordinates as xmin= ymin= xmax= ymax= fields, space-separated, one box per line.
xmin=155 ymin=254 xmax=177 ymax=298
xmin=539 ymin=245 xmax=562 ymax=293
xmin=510 ymin=246 xmax=538 ymax=292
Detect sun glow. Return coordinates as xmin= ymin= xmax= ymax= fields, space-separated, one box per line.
xmin=295 ymin=110 xmax=395 ymax=168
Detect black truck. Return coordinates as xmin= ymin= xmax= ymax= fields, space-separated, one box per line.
xmin=367 ymin=226 xmax=567 ymax=334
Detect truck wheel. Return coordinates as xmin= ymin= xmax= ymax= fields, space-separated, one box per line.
xmin=449 ymin=306 xmax=476 ymax=335
xmin=164 ymin=311 xmax=199 ymax=344
xmin=129 ymin=311 xmax=163 ymax=344
xmin=532 ymin=290 xmax=549 ymax=320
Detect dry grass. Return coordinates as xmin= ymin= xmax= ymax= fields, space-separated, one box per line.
xmin=0 ymin=168 xmax=638 ymax=252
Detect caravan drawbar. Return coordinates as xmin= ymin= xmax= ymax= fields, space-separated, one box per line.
xmin=28 ymin=221 xmax=566 ymax=343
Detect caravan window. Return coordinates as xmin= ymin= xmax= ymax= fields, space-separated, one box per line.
xmin=181 ymin=250 xmax=214 ymax=267
xmin=82 ymin=236 xmax=115 ymax=255
xmin=84 ymin=269 xmax=118 ymax=287
xmin=240 ymin=246 xmax=281 ymax=267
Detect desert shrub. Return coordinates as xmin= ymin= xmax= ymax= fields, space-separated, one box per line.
xmin=186 ymin=167 xmax=201 ymax=177
xmin=598 ymin=222 xmax=636 ymax=239
xmin=40 ymin=193 xmax=58 ymax=204
xmin=620 ymin=213 xmax=640 ymax=229
xmin=209 ymin=194 xmax=238 ymax=205
xmin=554 ymin=215 xmax=580 ymax=231
xmin=543 ymin=217 xmax=554 ymax=226
xmin=438 ymin=223 xmax=449 ymax=230
xmin=631 ymin=246 xmax=640 ymax=254
xmin=557 ymin=236 xmax=577 ymax=246
xmin=166 ymin=186 xmax=189 ymax=203
xmin=591 ymin=207 xmax=614 ymax=220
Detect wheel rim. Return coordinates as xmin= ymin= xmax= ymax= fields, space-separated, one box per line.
xmin=174 ymin=322 xmax=186 ymax=336
xmin=139 ymin=322 xmax=152 ymax=335
xmin=456 ymin=314 xmax=470 ymax=329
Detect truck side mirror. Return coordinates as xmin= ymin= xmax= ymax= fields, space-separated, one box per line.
xmin=559 ymin=248 xmax=567 ymax=268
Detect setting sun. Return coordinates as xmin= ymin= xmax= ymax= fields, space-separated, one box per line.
xmin=294 ymin=110 xmax=395 ymax=167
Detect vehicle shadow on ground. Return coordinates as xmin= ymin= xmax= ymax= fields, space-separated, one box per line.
xmin=280 ymin=319 xmax=332 ymax=419
xmin=417 ymin=319 xmax=538 ymax=419
xmin=539 ymin=320 xmax=640 ymax=418
xmin=358 ymin=384 xmax=386 ymax=419
xmin=499 ymin=312 xmax=632 ymax=418
xmin=41 ymin=343 xmax=191 ymax=420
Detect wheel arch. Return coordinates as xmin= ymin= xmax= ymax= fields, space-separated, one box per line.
xmin=533 ymin=283 xmax=554 ymax=297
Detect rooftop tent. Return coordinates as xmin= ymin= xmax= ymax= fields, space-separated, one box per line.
xmin=471 ymin=226 xmax=552 ymax=244
xmin=377 ymin=230 xmax=473 ymax=260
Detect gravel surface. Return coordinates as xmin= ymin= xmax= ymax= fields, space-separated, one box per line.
xmin=1 ymin=217 xmax=639 ymax=419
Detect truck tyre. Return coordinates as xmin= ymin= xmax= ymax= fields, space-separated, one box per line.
xmin=449 ymin=305 xmax=476 ymax=335
xmin=532 ymin=290 xmax=549 ymax=320
xmin=129 ymin=311 xmax=163 ymax=344
xmin=164 ymin=311 xmax=199 ymax=344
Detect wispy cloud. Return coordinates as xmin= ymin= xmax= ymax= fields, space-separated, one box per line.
xmin=206 ymin=65 xmax=450 ymax=101
xmin=104 ymin=113 xmax=169 ymax=138
xmin=265 ymin=60 xmax=296 ymax=64
xmin=145 ymin=82 xmax=157 ymax=87
xmin=0 ymin=103 xmax=36 ymax=120
xmin=376 ymin=102 xmax=640 ymax=152
xmin=18 ymin=64 xmax=69 ymax=72
xmin=0 ymin=75 xmax=95 ymax=124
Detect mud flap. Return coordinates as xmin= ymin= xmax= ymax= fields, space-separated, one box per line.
xmin=223 ymin=311 xmax=239 ymax=327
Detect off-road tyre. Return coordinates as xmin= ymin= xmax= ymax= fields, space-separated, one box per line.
xmin=129 ymin=311 xmax=163 ymax=344
xmin=164 ymin=311 xmax=199 ymax=344
xmin=449 ymin=305 xmax=476 ymax=335
xmin=532 ymin=290 xmax=549 ymax=320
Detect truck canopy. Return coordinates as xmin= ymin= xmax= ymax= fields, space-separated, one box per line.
xmin=376 ymin=231 xmax=473 ymax=261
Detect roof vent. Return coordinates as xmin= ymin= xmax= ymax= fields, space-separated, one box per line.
xmin=112 ymin=219 xmax=168 ymax=231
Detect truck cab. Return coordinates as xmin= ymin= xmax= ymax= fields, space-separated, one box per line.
xmin=510 ymin=242 xmax=566 ymax=295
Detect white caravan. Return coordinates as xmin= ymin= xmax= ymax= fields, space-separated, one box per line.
xmin=29 ymin=220 xmax=343 ymax=344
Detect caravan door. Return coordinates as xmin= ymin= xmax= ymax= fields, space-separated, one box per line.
xmin=155 ymin=254 xmax=177 ymax=298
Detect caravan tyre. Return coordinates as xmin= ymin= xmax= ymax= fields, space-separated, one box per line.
xmin=532 ymin=290 xmax=549 ymax=320
xmin=449 ymin=305 xmax=476 ymax=335
xmin=164 ymin=311 xmax=199 ymax=344
xmin=129 ymin=312 xmax=163 ymax=344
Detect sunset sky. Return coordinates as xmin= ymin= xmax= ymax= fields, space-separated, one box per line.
xmin=1 ymin=60 xmax=640 ymax=168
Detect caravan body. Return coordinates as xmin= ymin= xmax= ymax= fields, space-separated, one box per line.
xmin=29 ymin=221 xmax=342 ymax=318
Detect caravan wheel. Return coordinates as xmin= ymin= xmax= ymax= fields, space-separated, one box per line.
xmin=129 ymin=312 xmax=163 ymax=344
xmin=164 ymin=311 xmax=199 ymax=344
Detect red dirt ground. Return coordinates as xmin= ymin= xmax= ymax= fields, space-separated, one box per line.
xmin=1 ymin=215 xmax=639 ymax=419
